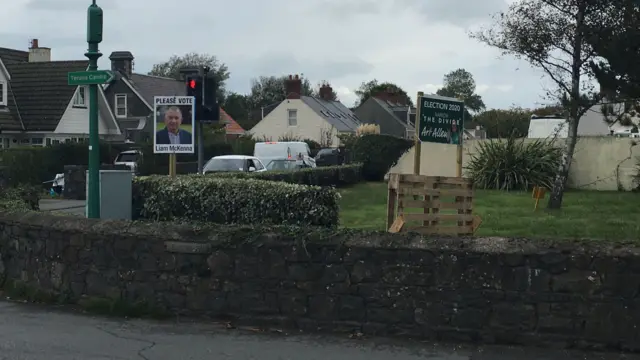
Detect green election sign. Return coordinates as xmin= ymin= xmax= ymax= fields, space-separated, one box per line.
xmin=418 ymin=95 xmax=464 ymax=145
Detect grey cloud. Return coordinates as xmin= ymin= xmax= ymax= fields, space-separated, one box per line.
xmin=314 ymin=0 xmax=383 ymax=18
xmin=395 ymin=0 xmax=507 ymax=27
xmin=0 ymin=33 xmax=85 ymax=50
xmin=26 ymin=0 xmax=118 ymax=11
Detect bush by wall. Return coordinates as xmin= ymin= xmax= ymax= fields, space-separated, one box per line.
xmin=349 ymin=134 xmax=413 ymax=181
xmin=132 ymin=176 xmax=339 ymax=227
xmin=0 ymin=185 xmax=41 ymax=211
xmin=465 ymin=136 xmax=562 ymax=191
xmin=210 ymin=164 xmax=363 ymax=187
xmin=3 ymin=212 xmax=640 ymax=352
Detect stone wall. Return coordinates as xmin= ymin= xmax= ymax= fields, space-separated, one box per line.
xmin=1 ymin=212 xmax=640 ymax=351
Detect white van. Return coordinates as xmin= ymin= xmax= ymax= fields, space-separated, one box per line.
xmin=253 ymin=141 xmax=316 ymax=168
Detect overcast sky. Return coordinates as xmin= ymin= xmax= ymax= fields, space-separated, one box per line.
xmin=2 ymin=0 xmax=557 ymax=109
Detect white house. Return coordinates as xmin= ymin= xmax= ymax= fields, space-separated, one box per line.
xmin=249 ymin=75 xmax=360 ymax=146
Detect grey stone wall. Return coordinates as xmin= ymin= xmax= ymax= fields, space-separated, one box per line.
xmin=1 ymin=211 xmax=640 ymax=351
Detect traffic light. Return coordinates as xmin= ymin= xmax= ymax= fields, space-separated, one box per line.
xmin=202 ymin=75 xmax=220 ymax=122
xmin=185 ymin=75 xmax=203 ymax=120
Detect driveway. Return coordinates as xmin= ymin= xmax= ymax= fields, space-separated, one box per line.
xmin=0 ymin=301 xmax=636 ymax=360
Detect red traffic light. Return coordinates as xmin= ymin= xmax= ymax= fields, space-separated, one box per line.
xmin=188 ymin=79 xmax=196 ymax=89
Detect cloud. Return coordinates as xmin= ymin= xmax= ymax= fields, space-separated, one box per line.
xmin=1 ymin=0 xmax=547 ymax=109
xmin=25 ymin=0 xmax=119 ymax=11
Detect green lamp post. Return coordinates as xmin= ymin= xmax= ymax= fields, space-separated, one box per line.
xmin=85 ymin=0 xmax=103 ymax=218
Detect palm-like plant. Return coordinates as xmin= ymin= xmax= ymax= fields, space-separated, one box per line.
xmin=465 ymin=134 xmax=562 ymax=191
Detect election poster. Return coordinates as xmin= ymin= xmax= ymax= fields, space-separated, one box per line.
xmin=153 ymin=96 xmax=195 ymax=154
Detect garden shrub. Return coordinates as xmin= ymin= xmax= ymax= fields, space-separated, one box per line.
xmin=209 ymin=164 xmax=363 ymax=187
xmin=132 ymin=176 xmax=339 ymax=227
xmin=350 ymin=134 xmax=413 ymax=181
xmin=465 ymin=135 xmax=562 ymax=191
xmin=0 ymin=184 xmax=42 ymax=211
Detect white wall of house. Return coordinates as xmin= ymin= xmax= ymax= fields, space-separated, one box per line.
xmin=249 ymin=99 xmax=341 ymax=145
xmin=55 ymin=86 xmax=118 ymax=135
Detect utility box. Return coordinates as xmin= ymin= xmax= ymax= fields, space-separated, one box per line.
xmin=85 ymin=170 xmax=133 ymax=220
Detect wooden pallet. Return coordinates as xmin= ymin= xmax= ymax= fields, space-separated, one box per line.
xmin=386 ymin=174 xmax=481 ymax=235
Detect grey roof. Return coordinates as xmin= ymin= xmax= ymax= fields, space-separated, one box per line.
xmin=300 ymin=96 xmax=360 ymax=132
xmin=0 ymin=47 xmax=29 ymax=130
xmin=128 ymin=73 xmax=185 ymax=106
xmin=371 ymin=97 xmax=416 ymax=130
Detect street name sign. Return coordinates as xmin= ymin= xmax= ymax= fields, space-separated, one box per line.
xmin=417 ymin=95 xmax=464 ymax=145
xmin=68 ymin=70 xmax=114 ymax=85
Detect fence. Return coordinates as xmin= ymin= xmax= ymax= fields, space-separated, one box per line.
xmin=386 ymin=174 xmax=478 ymax=235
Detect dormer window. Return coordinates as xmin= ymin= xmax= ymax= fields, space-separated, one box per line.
xmin=0 ymin=81 xmax=6 ymax=107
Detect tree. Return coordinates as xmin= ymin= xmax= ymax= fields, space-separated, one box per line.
xmin=587 ymin=0 xmax=640 ymax=129
xmin=474 ymin=108 xmax=531 ymax=138
xmin=471 ymin=0 xmax=609 ymax=209
xmin=148 ymin=52 xmax=230 ymax=103
xmin=221 ymin=92 xmax=251 ymax=129
xmin=436 ymin=69 xmax=486 ymax=114
xmin=587 ymin=0 xmax=640 ymax=99
xmin=354 ymin=80 xmax=413 ymax=107
xmin=247 ymin=75 xmax=314 ymax=110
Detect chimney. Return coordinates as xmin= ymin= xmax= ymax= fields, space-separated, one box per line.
xmin=109 ymin=51 xmax=134 ymax=78
xmin=319 ymin=82 xmax=334 ymax=101
xmin=285 ymin=74 xmax=302 ymax=99
xmin=28 ymin=39 xmax=51 ymax=62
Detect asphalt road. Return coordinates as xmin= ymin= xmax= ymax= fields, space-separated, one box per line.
xmin=39 ymin=198 xmax=85 ymax=216
xmin=0 ymin=301 xmax=637 ymax=360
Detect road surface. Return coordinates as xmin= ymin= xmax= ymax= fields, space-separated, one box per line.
xmin=0 ymin=301 xmax=636 ymax=360
xmin=39 ymin=199 xmax=85 ymax=216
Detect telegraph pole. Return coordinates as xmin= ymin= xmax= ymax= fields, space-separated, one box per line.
xmin=85 ymin=0 xmax=103 ymax=218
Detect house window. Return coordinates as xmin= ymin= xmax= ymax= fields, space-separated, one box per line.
xmin=73 ymin=87 xmax=86 ymax=107
xmin=31 ymin=138 xmax=43 ymax=145
xmin=287 ymin=109 xmax=297 ymax=126
xmin=115 ymin=94 xmax=127 ymax=118
xmin=0 ymin=81 xmax=6 ymax=106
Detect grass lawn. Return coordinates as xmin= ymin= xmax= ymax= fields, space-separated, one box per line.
xmin=339 ymin=182 xmax=640 ymax=240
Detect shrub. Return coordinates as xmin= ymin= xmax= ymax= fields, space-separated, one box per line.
xmin=356 ymin=124 xmax=380 ymax=136
xmin=132 ymin=176 xmax=339 ymax=227
xmin=634 ymin=157 xmax=640 ymax=192
xmin=350 ymin=134 xmax=413 ymax=181
xmin=465 ymin=136 xmax=562 ymax=191
xmin=0 ymin=184 xmax=42 ymax=211
xmin=210 ymin=164 xmax=363 ymax=187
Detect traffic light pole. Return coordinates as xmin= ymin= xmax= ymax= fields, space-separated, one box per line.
xmin=85 ymin=0 xmax=103 ymax=219
xmin=197 ymin=68 xmax=208 ymax=174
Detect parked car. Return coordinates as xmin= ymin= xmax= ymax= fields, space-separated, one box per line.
xmin=254 ymin=141 xmax=316 ymax=168
xmin=265 ymin=158 xmax=311 ymax=171
xmin=314 ymin=147 xmax=344 ymax=167
xmin=114 ymin=150 xmax=143 ymax=174
xmin=202 ymin=155 xmax=267 ymax=174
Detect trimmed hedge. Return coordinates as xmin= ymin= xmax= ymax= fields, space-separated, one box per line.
xmin=132 ymin=176 xmax=339 ymax=227
xmin=349 ymin=135 xmax=413 ymax=181
xmin=209 ymin=164 xmax=363 ymax=187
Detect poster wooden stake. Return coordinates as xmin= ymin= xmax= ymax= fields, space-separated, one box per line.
xmin=169 ymin=153 xmax=177 ymax=178
xmin=456 ymin=143 xmax=463 ymax=177
xmin=413 ymin=91 xmax=424 ymax=175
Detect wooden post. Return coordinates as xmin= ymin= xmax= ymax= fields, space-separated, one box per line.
xmin=169 ymin=153 xmax=177 ymax=178
xmin=456 ymin=143 xmax=463 ymax=177
xmin=386 ymin=173 xmax=398 ymax=230
xmin=413 ymin=91 xmax=424 ymax=175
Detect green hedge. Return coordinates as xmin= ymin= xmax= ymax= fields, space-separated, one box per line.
xmin=349 ymin=135 xmax=413 ymax=181
xmin=0 ymin=142 xmax=234 ymax=186
xmin=210 ymin=164 xmax=363 ymax=187
xmin=132 ymin=176 xmax=339 ymax=227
